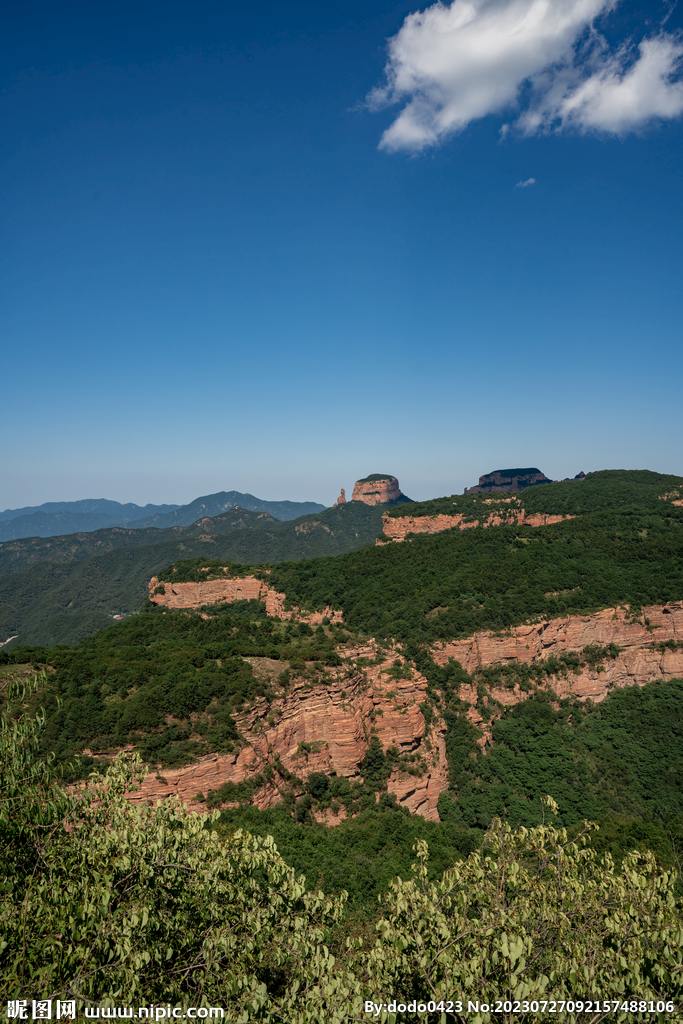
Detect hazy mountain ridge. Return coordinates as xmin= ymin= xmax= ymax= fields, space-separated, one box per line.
xmin=0 ymin=501 xmax=181 ymax=541
xmin=0 ymin=506 xmax=283 ymax=579
xmin=130 ymin=491 xmax=326 ymax=529
xmin=0 ymin=491 xmax=326 ymax=542
xmin=0 ymin=502 xmax=384 ymax=646
xmin=0 ymin=498 xmax=180 ymax=522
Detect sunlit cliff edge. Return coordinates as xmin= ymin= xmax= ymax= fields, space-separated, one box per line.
xmin=139 ymin=572 xmax=683 ymax=822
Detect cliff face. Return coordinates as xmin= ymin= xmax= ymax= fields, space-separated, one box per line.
xmin=434 ymin=603 xmax=683 ymax=747
xmin=148 ymin=573 xmax=343 ymax=624
xmin=127 ymin=641 xmax=447 ymax=822
xmin=464 ymin=468 xmax=551 ymax=495
xmin=131 ymin=587 xmax=683 ymax=822
xmin=352 ymin=476 xmax=402 ymax=505
xmin=380 ymin=506 xmax=572 ymax=542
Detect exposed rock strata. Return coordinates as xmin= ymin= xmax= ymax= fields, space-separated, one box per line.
xmin=127 ymin=642 xmax=447 ymax=822
xmin=464 ymin=468 xmax=551 ymax=495
xmin=434 ymin=603 xmax=683 ymax=747
xmin=127 ymin=600 xmax=683 ymax=824
xmin=352 ymin=476 xmax=402 ymax=505
xmin=380 ymin=507 xmax=572 ymax=543
xmin=148 ymin=574 xmax=343 ymax=624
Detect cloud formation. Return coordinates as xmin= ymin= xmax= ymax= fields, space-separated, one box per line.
xmin=368 ymin=0 xmax=683 ymax=151
xmin=515 ymin=177 xmax=536 ymax=187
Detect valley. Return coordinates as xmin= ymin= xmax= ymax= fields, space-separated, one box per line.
xmin=3 ymin=468 xmax=683 ymax=853
xmin=4 ymin=466 xmax=683 ymax=1010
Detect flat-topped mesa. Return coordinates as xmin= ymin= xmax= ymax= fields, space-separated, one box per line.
xmin=352 ymin=474 xmax=403 ymax=505
xmin=464 ymin=467 xmax=551 ymax=495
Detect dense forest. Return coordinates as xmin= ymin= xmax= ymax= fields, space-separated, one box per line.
xmin=268 ymin=491 xmax=683 ymax=645
xmin=387 ymin=469 xmax=683 ymax=520
xmin=2 ymin=469 xmax=683 ymax=1017
xmin=0 ymin=502 xmax=384 ymax=646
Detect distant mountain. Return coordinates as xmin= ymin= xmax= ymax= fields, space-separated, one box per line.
xmin=0 ymin=498 xmax=179 ymax=523
xmin=133 ymin=491 xmax=326 ymax=529
xmin=0 ymin=506 xmax=283 ymax=579
xmin=0 ymin=492 xmax=325 ymax=542
xmin=0 ymin=500 xmax=180 ymax=542
xmin=0 ymin=502 xmax=384 ymax=646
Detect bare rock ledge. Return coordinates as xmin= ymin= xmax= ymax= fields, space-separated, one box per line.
xmin=128 ymin=583 xmax=683 ymax=822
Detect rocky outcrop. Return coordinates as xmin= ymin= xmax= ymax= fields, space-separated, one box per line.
xmin=127 ymin=601 xmax=683 ymax=823
xmin=464 ymin=469 xmax=585 ymax=495
xmin=434 ymin=603 xmax=683 ymax=747
xmin=380 ymin=506 xmax=572 ymax=542
xmin=464 ymin=468 xmax=551 ymax=495
xmin=333 ymin=488 xmax=347 ymax=506
xmin=352 ymin=475 xmax=403 ymax=505
xmin=127 ymin=642 xmax=447 ymax=822
xmin=148 ymin=573 xmax=343 ymax=624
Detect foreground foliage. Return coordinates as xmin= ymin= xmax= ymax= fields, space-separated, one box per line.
xmin=2 ymin=690 xmax=683 ymax=1022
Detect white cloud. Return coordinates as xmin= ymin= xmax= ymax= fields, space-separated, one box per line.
xmin=370 ymin=0 xmax=683 ymax=151
xmin=515 ymin=176 xmax=536 ymax=186
xmin=549 ymin=36 xmax=683 ymax=133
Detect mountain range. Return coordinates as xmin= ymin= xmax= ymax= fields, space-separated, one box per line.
xmin=0 ymin=502 xmax=384 ymax=647
xmin=0 ymin=491 xmax=326 ymax=541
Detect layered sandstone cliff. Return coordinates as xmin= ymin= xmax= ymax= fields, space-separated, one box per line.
xmin=380 ymin=505 xmax=572 ymax=542
xmin=148 ymin=572 xmax=343 ymax=624
xmin=434 ymin=602 xmax=683 ymax=747
xmin=352 ymin=475 xmax=403 ymax=505
xmin=127 ymin=641 xmax=447 ymax=822
xmin=129 ymin=594 xmax=683 ymax=823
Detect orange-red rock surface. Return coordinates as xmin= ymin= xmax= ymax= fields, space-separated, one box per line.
xmin=434 ymin=603 xmax=683 ymax=747
xmin=148 ymin=573 xmax=343 ymax=624
xmin=127 ymin=642 xmax=447 ymax=821
xmin=352 ymin=476 xmax=402 ymax=505
xmin=127 ymin=601 xmax=683 ymax=823
xmin=380 ymin=507 xmax=572 ymax=542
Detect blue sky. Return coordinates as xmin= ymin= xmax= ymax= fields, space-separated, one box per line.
xmin=3 ymin=0 xmax=682 ymax=509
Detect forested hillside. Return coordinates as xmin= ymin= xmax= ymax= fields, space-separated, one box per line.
xmin=269 ymin=472 xmax=683 ymax=644
xmin=387 ymin=468 xmax=683 ymax=521
xmin=3 ymin=469 xmax=683 ymax=1014
xmin=0 ymin=502 xmax=383 ymax=646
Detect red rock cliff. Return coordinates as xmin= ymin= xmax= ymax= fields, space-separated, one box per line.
xmin=127 ymin=600 xmax=683 ymax=823
xmin=148 ymin=572 xmax=343 ymax=624
xmin=352 ymin=476 xmax=402 ymax=505
xmin=380 ymin=505 xmax=572 ymax=542
xmin=127 ymin=641 xmax=447 ymax=822
xmin=434 ymin=603 xmax=683 ymax=747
